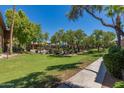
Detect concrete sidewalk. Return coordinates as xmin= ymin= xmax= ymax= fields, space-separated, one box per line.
xmin=58 ymin=57 xmax=107 ymax=88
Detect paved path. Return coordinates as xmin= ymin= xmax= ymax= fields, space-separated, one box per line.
xmin=58 ymin=57 xmax=107 ymax=88
xmin=0 ymin=53 xmax=18 ymax=59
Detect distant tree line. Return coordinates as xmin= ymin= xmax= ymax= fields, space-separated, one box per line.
xmin=50 ymin=29 xmax=115 ymax=55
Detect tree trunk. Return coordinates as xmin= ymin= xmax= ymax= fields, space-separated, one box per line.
xmin=97 ymin=45 xmax=100 ymax=52
xmin=32 ymin=43 xmax=34 ymax=49
xmin=9 ymin=5 xmax=16 ymax=55
xmin=76 ymin=43 xmax=80 ymax=52
xmin=115 ymin=15 xmax=121 ymax=47
xmin=116 ymin=30 xmax=121 ymax=47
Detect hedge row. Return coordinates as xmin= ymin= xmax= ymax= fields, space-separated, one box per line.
xmin=103 ymin=46 xmax=124 ymax=79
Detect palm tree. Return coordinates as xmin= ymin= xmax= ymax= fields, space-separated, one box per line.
xmin=9 ymin=5 xmax=16 ymax=54
xmin=67 ymin=5 xmax=124 ymax=47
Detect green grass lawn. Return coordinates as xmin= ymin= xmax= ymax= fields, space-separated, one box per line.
xmin=0 ymin=50 xmax=106 ymax=88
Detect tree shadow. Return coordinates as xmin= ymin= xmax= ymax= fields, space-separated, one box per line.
xmin=91 ymin=54 xmax=104 ymax=57
xmin=81 ymin=50 xmax=105 ymax=55
xmin=58 ymin=82 xmax=84 ymax=88
xmin=46 ymin=62 xmax=82 ymax=71
xmin=48 ymin=54 xmax=72 ymax=58
xmin=0 ymin=72 xmax=61 ymax=88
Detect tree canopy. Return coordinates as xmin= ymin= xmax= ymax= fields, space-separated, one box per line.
xmin=50 ymin=28 xmax=115 ymax=54
xmin=67 ymin=5 xmax=124 ymax=47
xmin=5 ymin=9 xmax=42 ymax=48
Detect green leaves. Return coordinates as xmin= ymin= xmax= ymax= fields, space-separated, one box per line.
xmin=51 ymin=29 xmax=64 ymax=44
xmin=5 ymin=9 xmax=42 ymax=47
xmin=104 ymin=46 xmax=124 ymax=79
xmin=51 ymin=29 xmax=86 ymax=48
xmin=67 ymin=6 xmax=84 ymax=21
xmin=91 ymin=30 xmax=116 ymax=50
xmin=113 ymin=81 xmax=124 ymax=88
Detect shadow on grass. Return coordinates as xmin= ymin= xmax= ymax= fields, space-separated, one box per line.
xmin=0 ymin=72 xmax=61 ymax=88
xmin=58 ymin=82 xmax=84 ymax=88
xmin=48 ymin=54 xmax=72 ymax=58
xmin=81 ymin=49 xmax=105 ymax=55
xmin=91 ymin=54 xmax=104 ymax=57
xmin=46 ymin=62 xmax=82 ymax=71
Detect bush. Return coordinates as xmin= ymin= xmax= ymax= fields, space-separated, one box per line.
xmin=108 ymin=45 xmax=121 ymax=54
xmin=113 ymin=81 xmax=124 ymax=88
xmin=103 ymin=46 xmax=124 ymax=79
xmin=0 ymin=48 xmax=2 ymax=54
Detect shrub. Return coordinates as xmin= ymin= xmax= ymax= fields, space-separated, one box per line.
xmin=0 ymin=48 xmax=2 ymax=54
xmin=108 ymin=45 xmax=121 ymax=54
xmin=103 ymin=46 xmax=124 ymax=79
xmin=87 ymin=50 xmax=94 ymax=54
xmin=113 ymin=81 xmax=124 ymax=88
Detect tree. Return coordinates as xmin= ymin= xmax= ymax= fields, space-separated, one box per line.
xmin=9 ymin=5 xmax=16 ymax=54
xmin=74 ymin=29 xmax=86 ymax=52
xmin=92 ymin=30 xmax=103 ymax=52
xmin=6 ymin=9 xmax=42 ymax=51
xmin=67 ymin=5 xmax=124 ymax=47
xmin=91 ymin=30 xmax=116 ymax=51
xmin=43 ymin=32 xmax=49 ymax=42
xmin=83 ymin=36 xmax=95 ymax=50
xmin=51 ymin=29 xmax=65 ymax=53
xmin=51 ymin=29 xmax=87 ymax=54
xmin=65 ymin=30 xmax=76 ymax=53
xmin=102 ymin=31 xmax=116 ymax=48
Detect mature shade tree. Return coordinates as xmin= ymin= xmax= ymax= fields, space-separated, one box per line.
xmin=6 ymin=9 xmax=42 ymax=51
xmin=91 ymin=30 xmax=115 ymax=51
xmin=51 ymin=29 xmax=65 ymax=52
xmin=65 ymin=29 xmax=76 ymax=53
xmin=51 ymin=29 xmax=86 ymax=54
xmin=74 ymin=29 xmax=86 ymax=52
xmin=83 ymin=36 xmax=95 ymax=50
xmin=102 ymin=31 xmax=116 ymax=48
xmin=67 ymin=5 xmax=124 ymax=47
xmin=50 ymin=28 xmax=114 ymax=54
xmin=92 ymin=30 xmax=104 ymax=52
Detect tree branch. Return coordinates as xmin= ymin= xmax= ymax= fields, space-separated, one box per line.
xmin=112 ymin=17 xmax=115 ymax=26
xmin=85 ymin=8 xmax=115 ymax=29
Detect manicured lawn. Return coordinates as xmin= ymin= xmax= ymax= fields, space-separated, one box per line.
xmin=0 ymin=50 xmax=106 ymax=87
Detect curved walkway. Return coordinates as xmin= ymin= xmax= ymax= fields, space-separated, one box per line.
xmin=58 ymin=57 xmax=107 ymax=88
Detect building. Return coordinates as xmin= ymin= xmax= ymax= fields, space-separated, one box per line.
xmin=0 ymin=12 xmax=10 ymax=52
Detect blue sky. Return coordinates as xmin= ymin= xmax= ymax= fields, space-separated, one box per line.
xmin=0 ymin=5 xmax=114 ymax=37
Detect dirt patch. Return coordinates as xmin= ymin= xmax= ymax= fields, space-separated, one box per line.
xmin=55 ymin=61 xmax=93 ymax=82
xmin=102 ymin=71 xmax=120 ymax=88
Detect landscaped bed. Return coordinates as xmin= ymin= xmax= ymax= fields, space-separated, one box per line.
xmin=0 ymin=50 xmax=106 ymax=88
